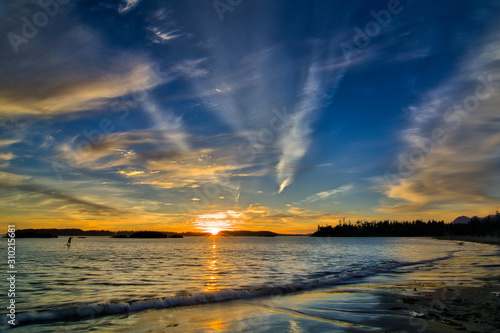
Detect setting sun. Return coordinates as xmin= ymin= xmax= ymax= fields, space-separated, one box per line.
xmin=209 ymin=228 xmax=220 ymax=236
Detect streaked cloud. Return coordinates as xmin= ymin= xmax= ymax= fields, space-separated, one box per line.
xmin=0 ymin=152 xmax=15 ymax=160
xmin=0 ymin=17 xmax=162 ymax=118
xmin=55 ymin=129 xmax=261 ymax=203
xmin=302 ymin=185 xmax=354 ymax=204
xmin=0 ymin=171 xmax=30 ymax=186
xmin=0 ymin=58 xmax=159 ymax=117
xmin=0 ymin=152 xmax=15 ymax=168
xmin=118 ymin=0 xmax=140 ymax=14
xmin=141 ymin=98 xmax=190 ymax=151
xmin=147 ymin=26 xmax=183 ymax=43
xmin=0 ymin=139 xmax=20 ymax=147
xmin=0 ymin=173 xmax=124 ymax=216
xmin=378 ymin=25 xmax=500 ymax=217
xmin=277 ymin=48 xmax=346 ymax=192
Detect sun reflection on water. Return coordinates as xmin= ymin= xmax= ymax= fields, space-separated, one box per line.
xmin=205 ymin=238 xmax=219 ymax=292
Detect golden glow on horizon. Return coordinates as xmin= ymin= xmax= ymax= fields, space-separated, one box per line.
xmin=5 ymin=202 xmax=483 ymax=234
xmin=194 ymin=210 xmax=244 ymax=234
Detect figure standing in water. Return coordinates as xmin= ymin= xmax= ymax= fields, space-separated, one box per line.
xmin=67 ymin=237 xmax=73 ymax=247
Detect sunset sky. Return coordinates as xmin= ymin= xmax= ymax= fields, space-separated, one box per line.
xmin=1 ymin=0 xmax=499 ymax=233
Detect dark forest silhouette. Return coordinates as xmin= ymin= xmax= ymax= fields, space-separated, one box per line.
xmin=311 ymin=213 xmax=500 ymax=237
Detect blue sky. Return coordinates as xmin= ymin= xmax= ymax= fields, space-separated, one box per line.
xmin=1 ymin=0 xmax=499 ymax=232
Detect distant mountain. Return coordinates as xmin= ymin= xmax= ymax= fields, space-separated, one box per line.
xmin=451 ymin=213 xmax=499 ymax=224
xmin=451 ymin=216 xmax=471 ymax=224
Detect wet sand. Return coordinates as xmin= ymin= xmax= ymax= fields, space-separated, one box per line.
xmin=382 ymin=281 xmax=500 ymax=332
xmin=378 ymin=240 xmax=500 ymax=332
xmin=367 ymin=238 xmax=500 ymax=332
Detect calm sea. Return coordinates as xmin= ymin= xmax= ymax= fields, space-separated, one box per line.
xmin=1 ymin=236 xmax=459 ymax=330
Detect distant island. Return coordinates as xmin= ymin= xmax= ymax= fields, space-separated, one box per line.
xmin=12 ymin=228 xmax=114 ymax=238
xmin=14 ymin=231 xmax=59 ymax=238
xmin=311 ymin=212 xmax=500 ymax=237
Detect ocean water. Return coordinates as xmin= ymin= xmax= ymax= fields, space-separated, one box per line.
xmin=1 ymin=236 xmax=461 ymax=331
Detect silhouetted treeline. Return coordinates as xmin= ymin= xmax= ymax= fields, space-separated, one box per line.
xmin=16 ymin=229 xmax=114 ymax=236
xmin=15 ymin=231 xmax=58 ymax=238
xmin=310 ymin=214 xmax=500 ymax=237
xmin=450 ymin=215 xmax=500 ymax=236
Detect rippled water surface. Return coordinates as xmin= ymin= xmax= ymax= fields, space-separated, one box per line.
xmin=2 ymin=236 xmax=460 ymax=315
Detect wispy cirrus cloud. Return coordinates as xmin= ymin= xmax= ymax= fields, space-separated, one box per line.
xmin=118 ymin=0 xmax=140 ymax=14
xmin=277 ymin=41 xmax=348 ymax=193
xmin=302 ymin=184 xmax=354 ymax=204
xmin=0 ymin=152 xmax=15 ymax=160
xmin=0 ymin=152 xmax=15 ymax=168
xmin=147 ymin=26 xmax=183 ymax=43
xmin=0 ymin=20 xmax=163 ymax=118
xmin=141 ymin=98 xmax=190 ymax=151
xmin=0 ymin=139 xmax=20 ymax=147
xmin=146 ymin=7 xmax=184 ymax=43
xmin=179 ymin=38 xmax=348 ymax=194
xmin=58 ymin=129 xmax=182 ymax=170
xmin=377 ymin=25 xmax=500 ymax=218
xmin=57 ymin=130 xmax=258 ymax=199
xmin=0 ymin=170 xmax=125 ymax=217
xmin=273 ymin=23 xmax=431 ymax=194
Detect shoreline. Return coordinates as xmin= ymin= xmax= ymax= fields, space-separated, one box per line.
xmin=434 ymin=235 xmax=500 ymax=245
